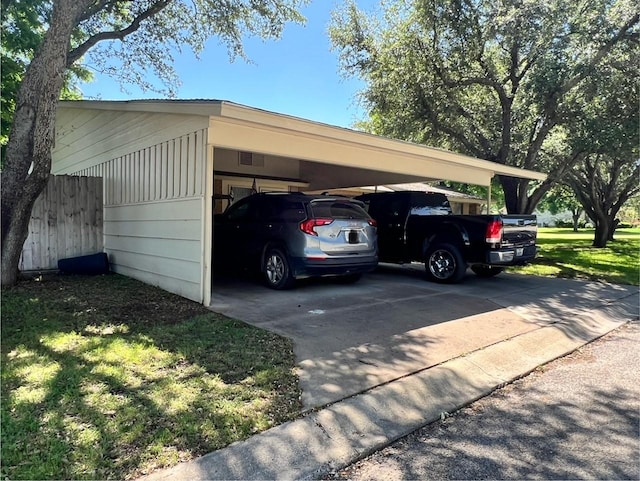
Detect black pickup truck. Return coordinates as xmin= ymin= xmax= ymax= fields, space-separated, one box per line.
xmin=355 ymin=191 xmax=537 ymax=283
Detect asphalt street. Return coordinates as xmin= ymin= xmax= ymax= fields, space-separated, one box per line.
xmin=325 ymin=321 xmax=640 ymax=481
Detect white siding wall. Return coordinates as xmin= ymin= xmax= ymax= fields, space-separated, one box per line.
xmin=53 ymin=108 xmax=210 ymax=303
xmin=54 ymin=109 xmax=209 ymax=174
xmin=104 ymin=199 xmax=203 ymax=301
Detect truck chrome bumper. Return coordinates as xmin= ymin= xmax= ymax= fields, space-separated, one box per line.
xmin=488 ymin=245 xmax=537 ymax=265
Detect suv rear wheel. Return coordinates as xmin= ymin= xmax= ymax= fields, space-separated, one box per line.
xmin=263 ymin=247 xmax=295 ymax=290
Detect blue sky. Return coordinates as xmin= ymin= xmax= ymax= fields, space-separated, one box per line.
xmin=80 ymin=1 xmax=378 ymax=128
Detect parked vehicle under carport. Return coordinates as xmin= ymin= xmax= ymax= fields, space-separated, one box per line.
xmin=213 ymin=192 xmax=378 ymax=289
xmin=356 ymin=191 xmax=538 ymax=283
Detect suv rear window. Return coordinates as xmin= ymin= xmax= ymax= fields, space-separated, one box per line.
xmin=310 ymin=200 xmax=368 ymax=219
xmin=274 ymin=199 xmax=306 ymax=222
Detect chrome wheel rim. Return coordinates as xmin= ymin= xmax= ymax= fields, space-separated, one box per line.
xmin=428 ymin=249 xmax=456 ymax=280
xmin=266 ymin=253 xmax=285 ymax=285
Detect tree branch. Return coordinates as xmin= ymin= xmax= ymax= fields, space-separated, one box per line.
xmin=417 ymin=95 xmax=485 ymax=158
xmin=67 ymin=0 xmax=174 ymax=66
xmin=78 ymin=0 xmax=118 ymax=22
xmin=561 ymin=12 xmax=639 ymax=96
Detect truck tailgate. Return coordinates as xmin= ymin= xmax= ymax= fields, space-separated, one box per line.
xmin=501 ymin=215 xmax=537 ymax=247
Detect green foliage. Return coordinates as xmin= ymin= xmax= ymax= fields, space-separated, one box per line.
xmin=562 ymin=42 xmax=640 ymax=245
xmin=618 ymin=195 xmax=640 ymax=226
xmin=1 ymin=2 xmax=91 ymax=153
xmin=1 ymin=1 xmax=46 ymax=158
xmin=74 ymin=0 xmax=307 ymax=96
xmin=330 ymin=0 xmax=639 ymax=213
xmin=538 ymin=184 xmax=581 ymax=216
xmin=1 ymin=274 xmax=301 ymax=480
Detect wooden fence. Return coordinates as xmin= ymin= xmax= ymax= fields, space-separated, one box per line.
xmin=19 ymin=175 xmax=103 ymax=271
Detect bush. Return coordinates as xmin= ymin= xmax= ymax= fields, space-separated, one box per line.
xmin=555 ymin=220 xmax=574 ymax=228
xmin=554 ymin=219 xmax=587 ymax=229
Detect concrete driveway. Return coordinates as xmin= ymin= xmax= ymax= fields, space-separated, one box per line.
xmin=209 ymin=265 xmax=639 ymax=411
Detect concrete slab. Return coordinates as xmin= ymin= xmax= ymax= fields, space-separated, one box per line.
xmin=209 ymin=267 xmax=638 ymax=410
xmin=297 ymin=308 xmax=539 ymax=408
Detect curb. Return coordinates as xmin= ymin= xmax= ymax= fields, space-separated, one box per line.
xmin=142 ymin=293 xmax=638 ymax=481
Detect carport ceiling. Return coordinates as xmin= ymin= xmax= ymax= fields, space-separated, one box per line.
xmin=299 ymin=161 xmax=440 ymax=191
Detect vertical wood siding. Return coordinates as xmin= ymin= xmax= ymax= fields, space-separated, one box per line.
xmin=74 ymin=130 xmax=207 ymax=205
xmin=53 ymin=109 xmax=210 ymax=175
xmin=19 ymin=175 xmax=103 ymax=271
xmin=54 ymin=106 xmax=210 ymax=303
xmin=72 ymin=129 xmax=209 ymax=303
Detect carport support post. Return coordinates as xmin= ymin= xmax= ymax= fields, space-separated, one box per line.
xmin=487 ymin=179 xmax=492 ymax=214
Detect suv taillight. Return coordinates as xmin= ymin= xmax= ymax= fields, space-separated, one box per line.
xmin=486 ymin=220 xmax=503 ymax=244
xmin=300 ymin=218 xmax=333 ymax=236
xmin=368 ymin=218 xmax=377 ymax=227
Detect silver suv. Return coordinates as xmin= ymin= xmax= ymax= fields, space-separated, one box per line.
xmin=213 ymin=192 xmax=378 ymax=289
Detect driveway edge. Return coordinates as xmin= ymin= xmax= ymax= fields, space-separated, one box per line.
xmin=141 ymin=293 xmax=638 ymax=481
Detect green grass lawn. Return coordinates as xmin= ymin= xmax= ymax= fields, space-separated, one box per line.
xmin=509 ymin=227 xmax=640 ymax=285
xmin=2 ymin=228 xmax=638 ymax=479
xmin=1 ymin=274 xmax=301 ymax=480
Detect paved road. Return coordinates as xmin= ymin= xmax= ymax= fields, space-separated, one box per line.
xmin=326 ymin=322 xmax=640 ymax=481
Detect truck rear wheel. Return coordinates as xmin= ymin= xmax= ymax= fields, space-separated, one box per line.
xmin=425 ymin=243 xmax=466 ymax=283
xmin=471 ymin=265 xmax=504 ymax=278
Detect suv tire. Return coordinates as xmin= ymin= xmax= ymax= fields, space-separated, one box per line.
xmin=263 ymin=247 xmax=295 ymax=290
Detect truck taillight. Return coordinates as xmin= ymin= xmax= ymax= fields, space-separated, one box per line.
xmin=300 ymin=218 xmax=333 ymax=236
xmin=368 ymin=218 xmax=377 ymax=227
xmin=486 ymin=220 xmax=503 ymax=244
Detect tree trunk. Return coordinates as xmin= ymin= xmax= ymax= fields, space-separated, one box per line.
xmin=608 ymin=218 xmax=619 ymax=241
xmin=572 ymin=209 xmax=581 ymax=232
xmin=1 ymin=1 xmax=82 ymax=286
xmin=592 ymin=217 xmax=612 ymax=248
xmin=499 ymin=175 xmax=520 ymax=214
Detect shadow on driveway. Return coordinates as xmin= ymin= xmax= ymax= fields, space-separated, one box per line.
xmin=210 ymin=266 xmax=638 ymax=410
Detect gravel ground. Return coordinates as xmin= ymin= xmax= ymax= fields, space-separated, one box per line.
xmin=325 ymin=321 xmax=640 ymax=480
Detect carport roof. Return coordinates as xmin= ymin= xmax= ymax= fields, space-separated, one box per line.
xmin=59 ymin=99 xmax=546 ymax=188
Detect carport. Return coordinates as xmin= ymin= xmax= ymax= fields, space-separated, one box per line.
xmin=209 ymin=101 xmax=545 ymax=191
xmin=53 ymin=100 xmax=545 ymax=306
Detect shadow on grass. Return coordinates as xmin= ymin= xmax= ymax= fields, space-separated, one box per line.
xmin=1 ymin=274 xmax=301 ymax=480
xmin=529 ymin=238 xmax=639 ymax=285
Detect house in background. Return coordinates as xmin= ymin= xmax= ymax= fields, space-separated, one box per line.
xmin=52 ymin=100 xmax=545 ymax=305
xmin=388 ymin=183 xmax=485 ymax=214
xmin=310 ymin=182 xmax=485 ymax=214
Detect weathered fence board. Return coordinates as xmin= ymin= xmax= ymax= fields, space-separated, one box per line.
xmin=19 ymin=175 xmax=103 ymax=271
